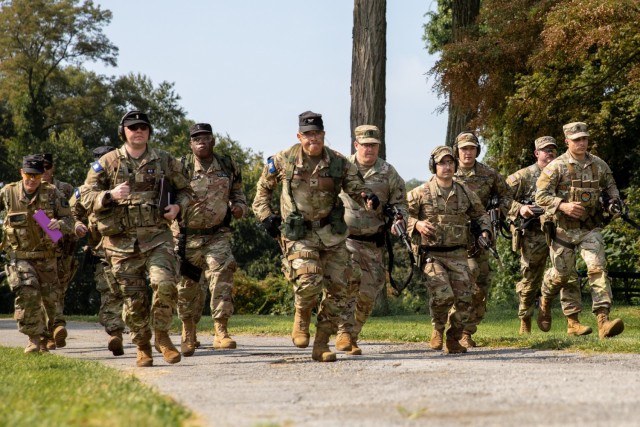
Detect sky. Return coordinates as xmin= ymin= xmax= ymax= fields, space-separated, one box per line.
xmin=87 ymin=1 xmax=445 ymax=181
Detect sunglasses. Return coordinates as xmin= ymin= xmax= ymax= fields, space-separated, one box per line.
xmin=22 ymin=172 xmax=43 ymax=180
xmin=191 ymin=135 xmax=213 ymax=143
xmin=127 ymin=124 xmax=149 ymax=132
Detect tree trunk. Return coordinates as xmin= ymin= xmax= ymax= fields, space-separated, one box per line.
xmin=350 ymin=0 xmax=387 ymax=159
xmin=445 ymin=0 xmax=481 ymax=146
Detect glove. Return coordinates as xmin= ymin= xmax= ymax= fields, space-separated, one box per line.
xmin=364 ymin=192 xmax=380 ymax=210
xmin=608 ymin=198 xmax=623 ymax=215
xmin=262 ymin=214 xmax=282 ymax=238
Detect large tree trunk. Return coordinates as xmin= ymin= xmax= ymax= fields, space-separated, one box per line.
xmin=350 ymin=0 xmax=387 ymax=159
xmin=445 ymin=0 xmax=481 ymax=146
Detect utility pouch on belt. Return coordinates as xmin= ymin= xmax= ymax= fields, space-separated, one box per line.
xmin=329 ymin=204 xmax=347 ymax=235
xmin=95 ymin=210 xmax=124 ymax=236
xmin=511 ymin=224 xmax=523 ymax=252
xmin=282 ymin=212 xmax=306 ymax=241
xmin=542 ymin=221 xmax=555 ymax=247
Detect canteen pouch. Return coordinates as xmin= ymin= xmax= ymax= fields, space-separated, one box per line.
xmin=282 ymin=212 xmax=306 ymax=241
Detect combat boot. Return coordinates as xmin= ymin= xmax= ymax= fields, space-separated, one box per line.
xmin=595 ymin=309 xmax=624 ymax=339
xmin=291 ymin=306 xmax=312 ymax=348
xmin=108 ymin=330 xmax=124 ymax=356
xmin=429 ymin=327 xmax=444 ymax=350
xmin=154 ymin=330 xmax=181 ymax=364
xmin=444 ymin=328 xmax=467 ymax=354
xmin=335 ymin=332 xmax=352 ymax=352
xmin=519 ymin=316 xmax=532 ymax=335
xmin=53 ymin=325 xmax=67 ymax=348
xmin=566 ymin=313 xmax=592 ymax=336
xmin=136 ymin=343 xmax=153 ymax=367
xmin=349 ymin=337 xmax=362 ymax=356
xmin=537 ymin=296 xmax=552 ymax=332
xmin=24 ymin=335 xmax=40 ymax=353
xmin=459 ymin=332 xmax=476 ymax=348
xmin=181 ymin=318 xmax=196 ymax=357
xmin=213 ymin=318 xmax=237 ymax=349
xmin=46 ymin=338 xmax=56 ymax=350
xmin=311 ymin=329 xmax=337 ymax=362
xmin=39 ymin=337 xmax=49 ymax=353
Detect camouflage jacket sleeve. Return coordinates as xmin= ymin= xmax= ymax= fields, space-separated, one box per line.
xmin=491 ymin=167 xmax=514 ymax=214
xmin=340 ymin=156 xmax=368 ymax=206
xmin=83 ymin=156 xmax=113 ymax=213
xmin=465 ymin=184 xmax=492 ymax=233
xmin=228 ymin=157 xmax=249 ymax=217
xmin=387 ymin=164 xmax=408 ymax=220
xmin=69 ymin=186 xmax=88 ymax=228
xmin=165 ymin=153 xmax=194 ymax=217
xmin=406 ymin=184 xmax=427 ymax=238
xmin=535 ymin=159 xmax=564 ymax=214
xmin=52 ymin=187 xmax=74 ymax=235
xmin=252 ymin=155 xmax=281 ymax=222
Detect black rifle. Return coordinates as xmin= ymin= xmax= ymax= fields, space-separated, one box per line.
xmin=517 ymin=198 xmax=545 ymax=230
xmin=471 ymin=220 xmax=502 ymax=265
xmin=487 ymin=194 xmax=512 ymax=239
xmin=602 ymin=193 xmax=640 ymax=231
xmin=383 ymin=205 xmax=416 ymax=296
xmin=177 ymin=226 xmax=203 ymax=282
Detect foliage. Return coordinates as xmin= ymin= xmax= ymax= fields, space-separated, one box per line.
xmin=422 ymin=0 xmax=452 ymax=55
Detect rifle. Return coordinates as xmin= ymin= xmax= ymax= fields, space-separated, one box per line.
xmin=487 ymin=194 xmax=512 ymax=239
xmin=517 ymin=198 xmax=545 ymax=231
xmin=383 ymin=205 xmax=416 ymax=296
xmin=177 ymin=226 xmax=203 ymax=282
xmin=471 ymin=220 xmax=502 ymax=266
xmin=602 ymin=193 xmax=640 ymax=231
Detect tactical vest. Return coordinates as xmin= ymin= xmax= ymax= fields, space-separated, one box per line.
xmin=419 ymin=181 xmax=471 ymax=247
xmin=566 ymin=162 xmax=600 ymax=209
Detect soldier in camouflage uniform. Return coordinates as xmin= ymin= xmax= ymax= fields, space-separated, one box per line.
xmin=535 ymin=122 xmax=624 ymax=339
xmin=0 ymin=155 xmax=74 ymax=353
xmin=452 ymin=132 xmax=513 ymax=348
xmin=40 ymin=153 xmax=77 ymax=350
xmin=83 ymin=110 xmax=193 ymax=367
xmin=335 ymin=124 xmax=407 ymax=355
xmin=506 ymin=137 xmax=557 ymax=334
xmin=176 ymin=123 xmax=248 ymax=356
xmin=407 ymin=146 xmax=491 ymax=354
xmin=72 ymin=146 xmax=125 ymax=356
xmin=252 ymin=111 xmax=378 ymax=362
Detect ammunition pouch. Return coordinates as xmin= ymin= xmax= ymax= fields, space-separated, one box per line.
xmin=95 ymin=209 xmax=125 ymax=236
xmin=511 ymin=224 xmax=523 ymax=252
xmin=282 ymin=212 xmax=306 ymax=241
xmin=284 ymin=250 xmax=320 ymax=280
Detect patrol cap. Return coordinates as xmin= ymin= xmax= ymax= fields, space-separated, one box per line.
xmin=298 ymin=111 xmax=324 ymax=132
xmin=92 ymin=145 xmax=116 ymax=160
xmin=563 ymin=122 xmax=589 ymax=140
xmin=431 ymin=146 xmax=455 ymax=163
xmin=534 ymin=136 xmax=557 ymax=150
xmin=355 ymin=125 xmax=381 ymax=144
xmin=42 ymin=153 xmax=54 ymax=165
xmin=22 ymin=155 xmax=45 ymax=174
xmin=190 ymin=123 xmax=213 ymax=137
xmin=122 ymin=110 xmax=151 ymax=127
xmin=455 ymin=132 xmax=480 ymax=148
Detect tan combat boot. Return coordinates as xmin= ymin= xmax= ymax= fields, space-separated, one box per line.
xmin=291 ymin=306 xmax=312 ymax=348
xmin=24 ymin=335 xmax=40 ymax=353
xmin=566 ymin=313 xmax=592 ymax=336
xmin=335 ymin=332 xmax=352 ymax=352
xmin=312 ymin=329 xmax=337 ymax=362
xmin=136 ymin=343 xmax=153 ymax=367
xmin=108 ymin=330 xmax=124 ymax=356
xmin=181 ymin=318 xmax=196 ymax=357
xmin=349 ymin=337 xmax=362 ymax=356
xmin=154 ymin=330 xmax=181 ymax=364
xmin=519 ymin=316 xmax=532 ymax=335
xmin=537 ymin=296 xmax=552 ymax=332
xmin=39 ymin=337 xmax=50 ymax=353
xmin=53 ymin=325 xmax=67 ymax=348
xmin=429 ymin=327 xmax=444 ymax=350
xmin=213 ymin=318 xmax=237 ymax=349
xmin=444 ymin=329 xmax=467 ymax=354
xmin=595 ymin=309 xmax=624 ymax=339
xmin=46 ymin=338 xmax=56 ymax=350
xmin=459 ymin=332 xmax=476 ymax=348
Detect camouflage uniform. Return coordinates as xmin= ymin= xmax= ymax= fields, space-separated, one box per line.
xmin=0 ymin=176 xmax=73 ymax=348
xmin=252 ymin=143 xmax=370 ymax=348
xmin=82 ymin=145 xmax=192 ymax=347
xmin=177 ymin=151 xmax=247 ymax=347
xmin=338 ymin=153 xmax=407 ymax=343
xmin=407 ymin=176 xmax=490 ymax=351
xmin=453 ymin=159 xmax=512 ymax=340
xmin=506 ymin=163 xmax=549 ymax=323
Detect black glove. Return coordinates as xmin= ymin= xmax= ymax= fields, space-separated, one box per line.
xmin=608 ymin=198 xmax=623 ymax=215
xmin=364 ymin=192 xmax=380 ymax=210
xmin=262 ymin=214 xmax=282 ymax=238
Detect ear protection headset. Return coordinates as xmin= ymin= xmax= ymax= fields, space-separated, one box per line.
xmin=118 ymin=110 xmax=153 ymax=141
xmin=429 ymin=153 xmax=458 ymax=174
xmin=452 ymin=132 xmax=481 ymax=159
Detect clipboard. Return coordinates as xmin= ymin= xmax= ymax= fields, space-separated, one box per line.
xmin=33 ymin=209 xmax=63 ymax=243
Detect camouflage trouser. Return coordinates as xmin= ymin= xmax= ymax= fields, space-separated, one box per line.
xmin=53 ymin=253 xmax=79 ymax=328
xmin=338 ymin=238 xmax=385 ymax=337
xmin=177 ymin=232 xmax=236 ymax=321
xmin=106 ymin=241 xmax=178 ymax=345
xmin=458 ymin=249 xmax=492 ymax=335
xmin=6 ymin=257 xmax=59 ymax=338
xmin=516 ymin=230 xmax=549 ymax=319
xmin=542 ymin=227 xmax=612 ymax=316
xmin=94 ymin=260 xmax=125 ymax=334
xmin=283 ymin=236 xmax=352 ymax=335
xmin=422 ymin=249 xmax=476 ymax=336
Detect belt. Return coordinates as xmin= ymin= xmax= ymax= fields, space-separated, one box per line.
xmin=185 ymin=224 xmax=225 ymax=236
xmin=348 ymin=232 xmax=385 ymax=247
xmin=419 ymin=245 xmax=464 ymax=253
xmin=304 ymin=217 xmax=330 ymax=230
xmin=13 ymin=250 xmax=57 ymax=260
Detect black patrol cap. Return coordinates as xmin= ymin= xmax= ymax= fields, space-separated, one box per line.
xmin=92 ymin=145 xmax=116 ymax=160
xmin=189 ymin=123 xmax=213 ymax=137
xmin=42 ymin=153 xmax=54 ymax=165
xmin=23 ymin=155 xmax=45 ymax=174
xmin=121 ymin=110 xmax=151 ymax=127
xmin=298 ymin=111 xmax=324 ymax=132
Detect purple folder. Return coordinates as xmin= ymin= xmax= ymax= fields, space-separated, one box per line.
xmin=33 ymin=209 xmax=63 ymax=243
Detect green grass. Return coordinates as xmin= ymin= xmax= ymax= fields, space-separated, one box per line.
xmin=0 ymin=347 xmax=196 ymax=427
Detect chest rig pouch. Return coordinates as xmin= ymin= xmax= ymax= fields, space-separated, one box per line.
xmin=567 ymin=163 xmax=600 ymax=209
xmin=421 ymin=182 xmax=470 ymax=247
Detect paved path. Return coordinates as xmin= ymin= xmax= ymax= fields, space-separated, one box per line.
xmin=1 ymin=319 xmax=639 ymax=427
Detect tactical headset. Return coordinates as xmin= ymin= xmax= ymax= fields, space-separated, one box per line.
xmin=429 ymin=153 xmax=458 ymax=174
xmin=118 ymin=110 xmax=152 ymax=141
xmin=452 ymin=131 xmax=481 ymax=159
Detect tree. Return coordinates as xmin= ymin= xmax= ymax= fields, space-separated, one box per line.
xmin=350 ymin=0 xmax=387 ymax=158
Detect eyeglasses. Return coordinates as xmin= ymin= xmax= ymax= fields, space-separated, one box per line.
xmin=191 ymin=135 xmax=213 ymax=143
xmin=437 ymin=160 xmax=456 ymax=167
xmin=22 ymin=172 xmax=43 ymax=180
xmin=127 ymin=124 xmax=149 ymax=132
xmin=540 ymin=148 xmax=557 ymax=154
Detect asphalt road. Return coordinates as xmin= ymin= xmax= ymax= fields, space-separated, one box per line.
xmin=1 ymin=319 xmax=638 ymax=427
